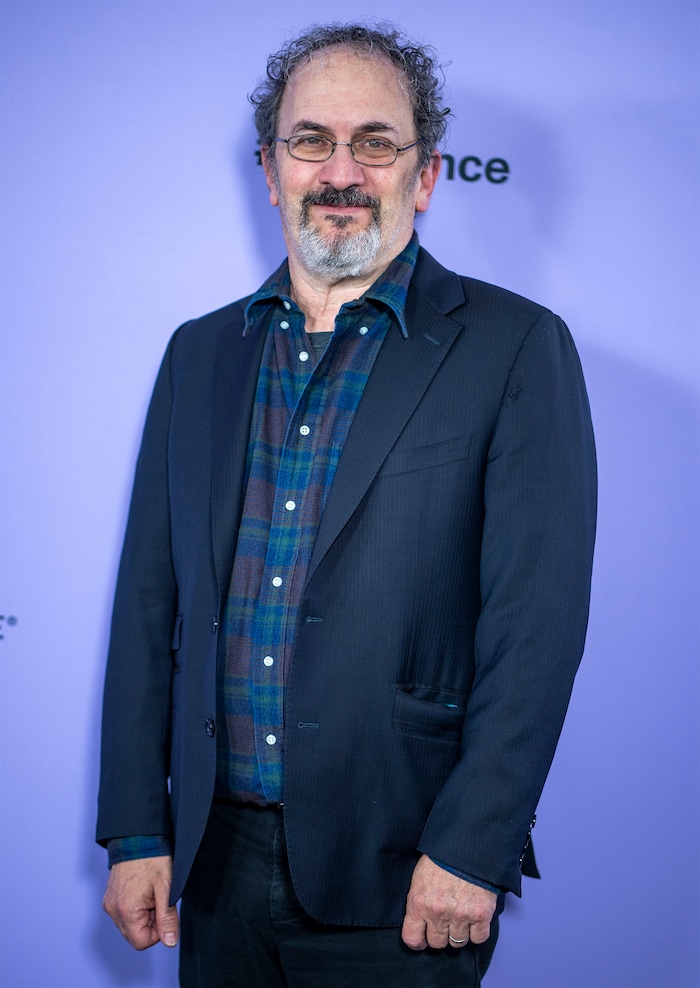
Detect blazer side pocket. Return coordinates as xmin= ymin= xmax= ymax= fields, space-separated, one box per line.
xmin=391 ymin=685 xmax=465 ymax=744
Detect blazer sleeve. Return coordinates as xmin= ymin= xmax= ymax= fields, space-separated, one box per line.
xmin=96 ymin=333 xmax=179 ymax=845
xmin=417 ymin=310 xmax=597 ymax=895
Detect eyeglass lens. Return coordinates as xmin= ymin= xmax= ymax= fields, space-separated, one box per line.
xmin=288 ymin=135 xmax=398 ymax=165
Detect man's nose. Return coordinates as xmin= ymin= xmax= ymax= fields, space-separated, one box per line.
xmin=317 ymin=143 xmax=366 ymax=187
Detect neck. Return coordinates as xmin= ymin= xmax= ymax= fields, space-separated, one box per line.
xmin=287 ymin=235 xmax=411 ymax=332
xmin=289 ymin=266 xmax=377 ymax=334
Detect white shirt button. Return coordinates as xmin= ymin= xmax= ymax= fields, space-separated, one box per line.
xmin=272 ymin=576 xmax=283 ymax=587
xmin=283 ymin=300 xmax=291 ymax=310
xmin=280 ymin=320 xmax=289 ymax=330
xmin=299 ymin=425 xmax=310 ymax=436
xmin=263 ymin=655 xmax=274 ymax=667
xmin=359 ymin=326 xmax=369 ymax=335
xmin=299 ymin=351 xmax=310 ymax=362
xmin=285 ymin=500 xmax=296 ymax=511
xmin=265 ymin=734 xmax=277 ymax=745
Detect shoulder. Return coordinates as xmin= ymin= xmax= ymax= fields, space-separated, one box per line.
xmin=151 ymin=295 xmax=261 ymax=396
xmin=410 ymin=248 xmax=569 ymax=376
xmin=412 ymin=246 xmax=551 ymax=328
xmin=169 ymin=296 xmax=251 ymax=356
xmin=410 ymin=249 xmax=586 ymax=397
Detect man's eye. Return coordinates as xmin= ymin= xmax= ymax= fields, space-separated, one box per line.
xmin=296 ymin=135 xmax=326 ymax=146
xmin=359 ymin=138 xmax=392 ymax=150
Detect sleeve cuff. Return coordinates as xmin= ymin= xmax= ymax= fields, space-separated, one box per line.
xmin=430 ymin=857 xmax=502 ymax=895
xmin=107 ymin=835 xmax=172 ymax=868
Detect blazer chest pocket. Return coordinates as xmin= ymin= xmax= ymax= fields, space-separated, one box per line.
xmin=380 ymin=433 xmax=472 ymax=478
xmin=392 ymin=685 xmax=465 ymax=744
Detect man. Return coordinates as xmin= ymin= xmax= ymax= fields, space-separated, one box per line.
xmin=98 ymin=22 xmax=596 ymax=988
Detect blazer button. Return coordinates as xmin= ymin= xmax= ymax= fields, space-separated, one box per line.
xmin=204 ymin=718 xmax=216 ymax=737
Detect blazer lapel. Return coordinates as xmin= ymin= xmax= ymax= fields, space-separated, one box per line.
xmin=210 ymin=307 xmax=268 ymax=599
xmin=307 ymin=256 xmax=467 ymax=583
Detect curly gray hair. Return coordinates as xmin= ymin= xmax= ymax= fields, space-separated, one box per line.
xmin=249 ymin=22 xmax=450 ymax=168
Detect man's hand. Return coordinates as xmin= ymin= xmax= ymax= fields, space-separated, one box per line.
xmin=401 ymin=854 xmax=498 ymax=950
xmin=103 ymin=856 xmax=179 ymax=951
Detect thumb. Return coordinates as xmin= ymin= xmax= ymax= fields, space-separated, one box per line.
xmin=154 ymin=883 xmax=179 ymax=948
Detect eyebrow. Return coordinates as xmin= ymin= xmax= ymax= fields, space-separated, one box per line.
xmin=290 ymin=119 xmax=399 ymax=137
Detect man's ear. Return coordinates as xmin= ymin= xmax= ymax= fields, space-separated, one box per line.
xmin=414 ymin=152 xmax=442 ymax=214
xmin=261 ymin=147 xmax=279 ymax=207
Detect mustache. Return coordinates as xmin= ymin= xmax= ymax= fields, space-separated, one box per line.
xmin=302 ymin=187 xmax=380 ymax=211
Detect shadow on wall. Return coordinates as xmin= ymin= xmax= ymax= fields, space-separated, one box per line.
xmin=224 ymin=89 xmax=573 ymax=298
xmin=487 ymin=343 xmax=700 ymax=988
xmin=232 ymin=120 xmax=288 ymax=278
xmin=439 ymin=88 xmax=571 ymax=235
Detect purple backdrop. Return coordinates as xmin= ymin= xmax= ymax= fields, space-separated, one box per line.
xmin=1 ymin=2 xmax=698 ymax=986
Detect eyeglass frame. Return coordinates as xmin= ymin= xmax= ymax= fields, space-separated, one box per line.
xmin=271 ymin=135 xmax=424 ymax=168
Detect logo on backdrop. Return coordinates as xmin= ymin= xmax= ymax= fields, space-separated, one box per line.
xmin=440 ymin=154 xmax=509 ymax=184
xmin=254 ymin=151 xmax=510 ymax=184
xmin=0 ymin=614 xmax=18 ymax=640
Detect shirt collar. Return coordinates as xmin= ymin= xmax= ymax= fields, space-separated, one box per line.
xmin=243 ymin=232 xmax=419 ymax=339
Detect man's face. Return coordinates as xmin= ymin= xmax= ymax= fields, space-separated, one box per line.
xmin=262 ymin=47 xmax=440 ymax=284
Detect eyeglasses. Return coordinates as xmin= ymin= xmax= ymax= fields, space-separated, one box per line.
xmin=272 ymin=134 xmax=423 ymax=167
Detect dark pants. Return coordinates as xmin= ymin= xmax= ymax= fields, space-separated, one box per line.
xmin=180 ymin=801 xmax=498 ymax=988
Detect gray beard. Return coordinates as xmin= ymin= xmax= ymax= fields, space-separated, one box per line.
xmin=296 ymin=222 xmax=382 ymax=279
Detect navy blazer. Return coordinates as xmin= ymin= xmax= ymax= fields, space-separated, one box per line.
xmin=97 ymin=247 xmax=596 ymax=925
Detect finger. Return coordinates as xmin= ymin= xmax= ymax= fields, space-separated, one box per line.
xmin=154 ymin=884 xmax=179 ymax=947
xmin=447 ymin=931 xmax=470 ymax=949
xmin=400 ymin=912 xmax=428 ymax=951
xmin=424 ymin=922 xmax=450 ymax=950
xmin=467 ymin=918 xmax=491 ymax=944
xmin=124 ymin=914 xmax=161 ymax=951
xmin=110 ymin=899 xmax=160 ymax=951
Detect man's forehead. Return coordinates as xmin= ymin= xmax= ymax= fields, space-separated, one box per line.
xmin=282 ymin=46 xmax=409 ymax=106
